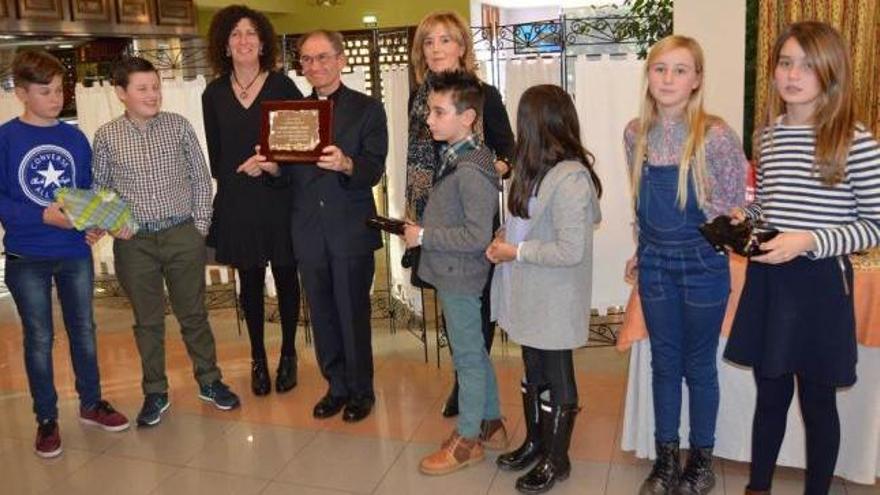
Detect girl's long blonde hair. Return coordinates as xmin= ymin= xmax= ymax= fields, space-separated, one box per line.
xmin=761 ymin=21 xmax=856 ymax=185
xmin=410 ymin=11 xmax=476 ymax=85
xmin=631 ymin=35 xmax=713 ymax=210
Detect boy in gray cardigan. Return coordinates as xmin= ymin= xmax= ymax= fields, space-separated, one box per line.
xmin=402 ymin=70 xmax=505 ymax=475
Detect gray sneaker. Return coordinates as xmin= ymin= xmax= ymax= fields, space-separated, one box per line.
xmin=198 ymin=381 xmax=240 ymax=410
xmin=136 ymin=393 xmax=170 ymax=427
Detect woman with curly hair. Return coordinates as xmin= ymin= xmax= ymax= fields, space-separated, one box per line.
xmin=202 ymin=4 xmax=303 ymax=396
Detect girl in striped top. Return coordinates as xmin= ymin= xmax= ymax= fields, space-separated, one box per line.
xmin=724 ymin=21 xmax=880 ymax=495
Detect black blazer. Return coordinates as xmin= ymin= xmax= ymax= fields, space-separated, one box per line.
xmin=283 ymin=84 xmax=388 ymax=262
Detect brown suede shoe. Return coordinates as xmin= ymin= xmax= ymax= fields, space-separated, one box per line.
xmin=419 ymin=431 xmax=485 ymax=475
xmin=479 ymin=418 xmax=509 ymax=451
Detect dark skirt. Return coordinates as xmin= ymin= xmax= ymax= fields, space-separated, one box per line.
xmin=724 ymin=256 xmax=857 ymax=387
xmin=206 ymin=175 xmax=295 ymax=269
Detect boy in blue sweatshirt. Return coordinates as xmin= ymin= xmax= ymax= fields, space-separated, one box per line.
xmin=0 ymin=50 xmax=129 ymax=459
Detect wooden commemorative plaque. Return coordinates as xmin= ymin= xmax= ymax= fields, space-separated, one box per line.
xmin=260 ymin=99 xmax=333 ymax=162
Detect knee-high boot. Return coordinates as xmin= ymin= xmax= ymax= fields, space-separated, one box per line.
xmin=515 ymin=399 xmax=579 ymax=494
xmin=497 ymin=382 xmax=544 ymax=471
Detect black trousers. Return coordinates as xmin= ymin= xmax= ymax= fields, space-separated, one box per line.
xmin=749 ymin=372 xmax=840 ymax=495
xmin=237 ymin=263 xmax=300 ymax=362
xmin=521 ymin=346 xmax=578 ymax=406
xmin=299 ymin=255 xmax=375 ymax=399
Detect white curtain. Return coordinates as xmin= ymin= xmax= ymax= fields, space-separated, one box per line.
xmin=73 ymin=81 xmax=124 ymax=144
xmin=288 ymin=66 xmax=369 ymax=97
xmin=156 ymin=76 xmax=209 ymax=163
xmin=503 ymin=57 xmax=561 ymax=131
xmin=0 ymin=91 xmax=22 ymax=257
xmin=0 ymin=90 xmax=23 ymax=124
xmin=381 ymin=66 xmax=421 ymax=315
xmin=574 ymin=53 xmax=644 ymax=310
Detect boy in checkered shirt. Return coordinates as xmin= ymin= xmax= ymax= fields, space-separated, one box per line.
xmin=93 ymin=57 xmax=239 ymax=427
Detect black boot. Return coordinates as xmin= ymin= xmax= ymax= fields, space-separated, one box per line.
xmin=251 ymin=359 xmax=271 ymax=396
xmin=497 ymin=382 xmax=543 ymax=471
xmin=441 ymin=380 xmax=459 ymax=417
xmin=677 ymin=447 xmax=715 ymax=495
xmin=275 ymin=354 xmax=297 ymax=393
xmin=515 ymin=401 xmax=579 ymax=494
xmin=639 ymin=441 xmax=681 ymax=494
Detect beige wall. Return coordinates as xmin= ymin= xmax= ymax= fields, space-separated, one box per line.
xmin=197 ymin=1 xmax=471 ymax=36
xmin=673 ymin=0 xmax=746 ymax=137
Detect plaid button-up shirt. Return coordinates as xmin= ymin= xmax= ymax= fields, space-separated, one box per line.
xmin=435 ymin=134 xmax=480 ymax=181
xmin=92 ymin=112 xmax=212 ymax=235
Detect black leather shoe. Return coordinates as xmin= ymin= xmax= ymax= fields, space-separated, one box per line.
xmin=639 ymin=441 xmax=681 ymax=495
xmin=313 ymin=393 xmax=347 ymax=419
xmin=677 ymin=447 xmax=715 ymax=495
xmin=251 ymin=359 xmax=271 ymax=396
xmin=275 ymin=355 xmax=297 ymax=393
xmin=441 ymin=382 xmax=459 ymax=418
xmin=342 ymin=396 xmax=375 ymax=423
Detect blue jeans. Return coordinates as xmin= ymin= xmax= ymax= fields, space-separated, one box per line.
xmin=638 ymin=242 xmax=729 ymax=447
xmin=438 ymin=291 xmax=501 ymax=438
xmin=5 ymin=255 xmax=101 ymax=422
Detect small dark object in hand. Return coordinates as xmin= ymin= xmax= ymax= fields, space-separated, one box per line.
xmin=366 ymin=216 xmax=406 ymax=235
xmin=401 ymin=247 xmax=416 ymax=268
xmin=698 ymin=215 xmax=779 ymax=257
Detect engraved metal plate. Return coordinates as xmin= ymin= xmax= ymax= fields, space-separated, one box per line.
xmin=260 ymin=99 xmax=333 ymax=162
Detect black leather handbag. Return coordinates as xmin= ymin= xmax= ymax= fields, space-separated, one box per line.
xmin=698 ymin=215 xmax=779 ymax=257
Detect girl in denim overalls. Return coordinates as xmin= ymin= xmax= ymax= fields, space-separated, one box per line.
xmin=623 ymin=35 xmax=748 ymax=495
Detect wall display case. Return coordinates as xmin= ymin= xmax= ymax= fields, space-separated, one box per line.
xmin=115 ymin=0 xmax=148 ymax=24
xmin=15 ymin=0 xmax=64 ymax=20
xmin=71 ymin=0 xmax=111 ymax=22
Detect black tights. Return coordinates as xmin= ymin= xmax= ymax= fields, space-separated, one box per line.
xmin=237 ymin=264 xmax=300 ymax=362
xmin=521 ymin=346 xmax=578 ymax=406
xmin=749 ymin=372 xmax=840 ymax=495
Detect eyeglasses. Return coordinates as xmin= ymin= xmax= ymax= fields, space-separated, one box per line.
xmin=299 ymin=52 xmax=340 ymax=66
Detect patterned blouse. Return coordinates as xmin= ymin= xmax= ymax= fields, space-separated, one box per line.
xmin=624 ymin=116 xmax=748 ymax=220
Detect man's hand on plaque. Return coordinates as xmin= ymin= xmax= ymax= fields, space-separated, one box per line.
xmin=317 ymin=145 xmax=353 ymax=176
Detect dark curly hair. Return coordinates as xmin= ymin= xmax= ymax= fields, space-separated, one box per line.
xmin=207 ymin=4 xmax=278 ymax=75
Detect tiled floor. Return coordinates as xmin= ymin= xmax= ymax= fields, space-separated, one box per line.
xmin=0 ymin=292 xmax=877 ymax=494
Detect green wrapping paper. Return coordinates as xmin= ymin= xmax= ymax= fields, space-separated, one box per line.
xmin=54 ymin=187 xmax=139 ymax=233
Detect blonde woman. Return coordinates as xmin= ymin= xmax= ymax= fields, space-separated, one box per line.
xmin=623 ymin=35 xmax=747 ymax=495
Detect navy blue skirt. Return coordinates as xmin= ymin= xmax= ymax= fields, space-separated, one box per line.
xmin=724 ymin=256 xmax=857 ymax=387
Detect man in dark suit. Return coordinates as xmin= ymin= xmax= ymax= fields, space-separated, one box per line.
xmin=254 ymin=30 xmax=387 ymax=422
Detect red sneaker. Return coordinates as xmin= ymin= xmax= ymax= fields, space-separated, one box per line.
xmin=80 ymin=400 xmax=130 ymax=432
xmin=35 ymin=419 xmax=62 ymax=458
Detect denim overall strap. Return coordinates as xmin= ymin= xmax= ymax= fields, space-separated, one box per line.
xmin=636 ymin=164 xmax=706 ymax=247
